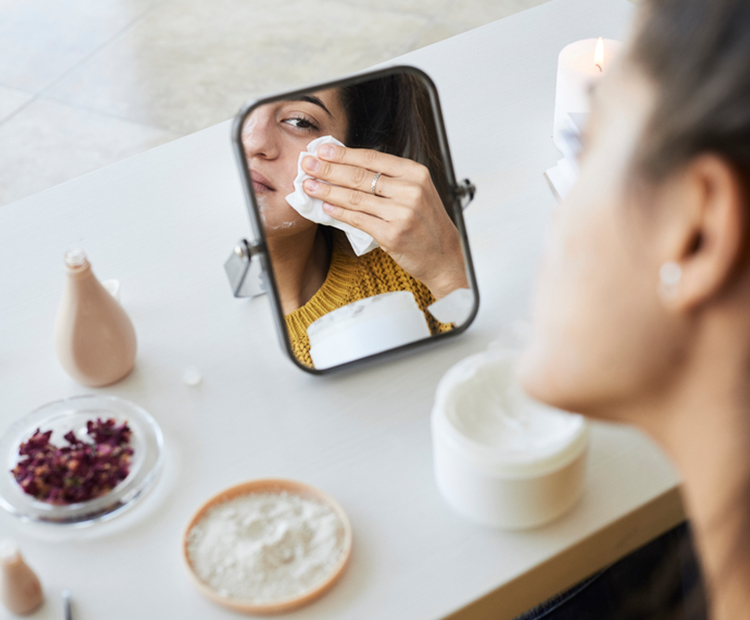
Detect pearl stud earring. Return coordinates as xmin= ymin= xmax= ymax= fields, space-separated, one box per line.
xmin=659 ymin=261 xmax=682 ymax=298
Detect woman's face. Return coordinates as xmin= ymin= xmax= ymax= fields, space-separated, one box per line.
xmin=242 ymin=88 xmax=348 ymax=236
xmin=519 ymin=57 xmax=686 ymax=417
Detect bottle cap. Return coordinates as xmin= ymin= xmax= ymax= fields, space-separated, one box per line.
xmin=0 ymin=539 xmax=20 ymax=564
xmin=64 ymin=248 xmax=88 ymax=268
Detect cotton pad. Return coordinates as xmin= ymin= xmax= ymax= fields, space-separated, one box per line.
xmin=285 ymin=136 xmax=379 ymax=256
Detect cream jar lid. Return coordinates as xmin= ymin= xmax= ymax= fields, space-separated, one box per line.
xmin=432 ymin=350 xmax=588 ymax=477
xmin=307 ymin=291 xmax=422 ymax=343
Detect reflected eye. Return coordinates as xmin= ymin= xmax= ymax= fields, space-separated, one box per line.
xmin=283 ymin=116 xmax=320 ymax=132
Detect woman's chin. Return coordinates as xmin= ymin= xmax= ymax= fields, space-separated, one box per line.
xmin=517 ymin=344 xmax=582 ymax=414
xmin=518 ymin=346 xmax=553 ymax=402
xmin=261 ymin=213 xmax=314 ymax=236
xmin=263 ymin=220 xmax=297 ymax=234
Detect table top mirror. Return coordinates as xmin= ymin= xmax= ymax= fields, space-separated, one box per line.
xmin=226 ymin=66 xmax=479 ymax=373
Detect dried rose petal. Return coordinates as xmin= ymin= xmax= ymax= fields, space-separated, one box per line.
xmin=11 ymin=418 xmax=133 ymax=504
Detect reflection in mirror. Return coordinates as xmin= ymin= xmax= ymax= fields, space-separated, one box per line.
xmin=238 ymin=68 xmax=477 ymax=371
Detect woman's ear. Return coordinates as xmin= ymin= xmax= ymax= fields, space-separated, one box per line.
xmin=659 ymin=154 xmax=748 ymax=311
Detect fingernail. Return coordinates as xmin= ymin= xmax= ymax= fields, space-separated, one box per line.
xmin=322 ymin=202 xmax=334 ymax=213
xmin=319 ymin=144 xmax=335 ymax=158
xmin=303 ymin=156 xmax=320 ymax=172
xmin=304 ymin=179 xmax=319 ymax=192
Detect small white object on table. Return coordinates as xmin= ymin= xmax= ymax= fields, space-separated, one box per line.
xmin=0 ymin=1 xmax=682 ymax=619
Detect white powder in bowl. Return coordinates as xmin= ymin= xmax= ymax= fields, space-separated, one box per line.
xmin=186 ymin=491 xmax=347 ymax=603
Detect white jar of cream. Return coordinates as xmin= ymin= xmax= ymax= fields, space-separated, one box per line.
xmin=308 ymin=291 xmax=431 ymax=369
xmin=431 ymin=350 xmax=589 ymax=529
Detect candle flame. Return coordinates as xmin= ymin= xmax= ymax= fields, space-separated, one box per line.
xmin=595 ymin=37 xmax=604 ymax=72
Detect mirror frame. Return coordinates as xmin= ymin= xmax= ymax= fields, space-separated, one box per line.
xmin=232 ymin=65 xmax=480 ymax=374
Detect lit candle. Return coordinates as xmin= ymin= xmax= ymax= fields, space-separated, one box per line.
xmin=553 ymin=37 xmax=622 ymax=152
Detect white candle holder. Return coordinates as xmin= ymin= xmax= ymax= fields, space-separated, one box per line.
xmin=553 ymin=38 xmax=622 ymax=152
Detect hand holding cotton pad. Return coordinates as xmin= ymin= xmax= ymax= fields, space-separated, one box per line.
xmin=285 ymin=136 xmax=379 ymax=256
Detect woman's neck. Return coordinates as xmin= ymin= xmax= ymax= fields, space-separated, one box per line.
xmin=267 ymin=227 xmax=331 ymax=315
xmin=634 ymin=312 xmax=750 ymax=620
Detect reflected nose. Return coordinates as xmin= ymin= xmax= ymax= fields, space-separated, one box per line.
xmin=242 ymin=109 xmax=279 ymax=161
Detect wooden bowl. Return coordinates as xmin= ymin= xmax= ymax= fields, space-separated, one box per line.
xmin=182 ymin=479 xmax=353 ymax=615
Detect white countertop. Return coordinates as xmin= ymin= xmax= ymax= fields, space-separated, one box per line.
xmin=0 ymin=0 xmax=683 ymax=618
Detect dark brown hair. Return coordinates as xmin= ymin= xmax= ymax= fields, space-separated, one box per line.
xmin=629 ymin=0 xmax=750 ymax=610
xmin=630 ymin=0 xmax=750 ymax=182
xmin=338 ymin=73 xmax=454 ymax=221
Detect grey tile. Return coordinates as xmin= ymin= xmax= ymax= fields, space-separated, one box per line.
xmin=46 ymin=0 xmax=431 ymax=135
xmin=0 ymin=0 xmax=160 ymax=93
xmin=0 ymin=98 xmax=177 ymax=206
xmin=441 ymin=0 xmax=554 ymax=28
xmin=0 ymin=86 xmax=33 ymax=123
xmin=331 ymin=0 xmax=453 ymax=17
xmin=407 ymin=21 xmax=466 ymax=52
xmin=408 ymin=0 xmax=555 ymax=52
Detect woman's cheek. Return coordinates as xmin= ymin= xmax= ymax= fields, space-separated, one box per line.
xmin=519 ymin=188 xmax=609 ymax=410
xmin=519 ymin=208 xmax=580 ymax=404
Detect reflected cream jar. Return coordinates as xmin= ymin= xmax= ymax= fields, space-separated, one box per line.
xmin=431 ymin=350 xmax=589 ymax=529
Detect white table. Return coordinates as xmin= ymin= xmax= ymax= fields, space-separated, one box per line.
xmin=0 ymin=1 xmax=684 ymax=619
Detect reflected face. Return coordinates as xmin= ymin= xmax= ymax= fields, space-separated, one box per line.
xmin=242 ymin=89 xmax=348 ymax=236
xmin=519 ymin=58 xmax=679 ymax=416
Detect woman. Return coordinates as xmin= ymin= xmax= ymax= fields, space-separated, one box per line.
xmin=242 ymin=74 xmax=468 ymax=367
xmin=519 ymin=0 xmax=750 ymax=617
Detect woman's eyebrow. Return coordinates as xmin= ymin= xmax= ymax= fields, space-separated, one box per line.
xmin=291 ymin=95 xmax=333 ymax=117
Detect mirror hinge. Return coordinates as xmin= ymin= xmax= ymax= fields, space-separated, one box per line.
xmin=454 ymin=179 xmax=476 ymax=210
xmin=224 ymin=239 xmax=268 ymax=299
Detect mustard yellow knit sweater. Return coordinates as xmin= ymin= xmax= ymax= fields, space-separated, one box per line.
xmin=285 ymin=244 xmax=452 ymax=368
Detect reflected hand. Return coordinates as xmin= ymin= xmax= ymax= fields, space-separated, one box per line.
xmin=301 ymin=144 xmax=468 ymax=299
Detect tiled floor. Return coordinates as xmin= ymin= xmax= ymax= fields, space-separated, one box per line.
xmin=0 ymin=0 xmax=552 ymax=206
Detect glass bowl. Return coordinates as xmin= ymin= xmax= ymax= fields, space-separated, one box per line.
xmin=0 ymin=395 xmax=163 ymax=526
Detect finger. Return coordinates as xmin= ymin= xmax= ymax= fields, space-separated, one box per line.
xmin=322 ymin=201 xmax=389 ymax=240
xmin=303 ymin=179 xmax=396 ymax=220
xmin=316 ymin=144 xmax=414 ymax=178
xmin=302 ymin=156 xmax=395 ymax=197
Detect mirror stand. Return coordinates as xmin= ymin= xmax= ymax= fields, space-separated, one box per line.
xmin=454 ymin=179 xmax=477 ymax=210
xmin=224 ymin=239 xmax=267 ymax=299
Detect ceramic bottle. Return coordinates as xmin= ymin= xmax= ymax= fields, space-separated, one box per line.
xmin=0 ymin=541 xmax=43 ymax=615
xmin=54 ymin=249 xmax=137 ymax=386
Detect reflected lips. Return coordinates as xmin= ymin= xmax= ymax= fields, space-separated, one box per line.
xmin=250 ymin=171 xmax=275 ymax=193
